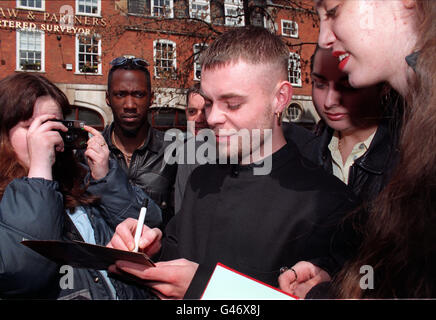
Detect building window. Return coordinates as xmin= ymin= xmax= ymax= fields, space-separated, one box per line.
xmin=76 ymin=0 xmax=100 ymax=16
xmin=128 ymin=0 xmax=149 ymax=15
xmin=288 ymin=53 xmax=302 ymax=87
xmin=251 ymin=11 xmax=265 ymax=28
xmin=193 ymin=43 xmax=207 ymax=81
xmin=76 ymin=34 xmax=101 ymax=74
xmin=152 ymin=0 xmax=174 ymax=18
xmin=65 ymin=105 xmax=104 ymax=130
xmin=154 ymin=39 xmax=177 ymax=79
xmin=287 ymin=103 xmax=303 ymax=122
xmin=17 ymin=0 xmax=44 ymax=10
xmin=224 ymin=0 xmax=244 ymax=26
xmin=282 ymin=20 xmax=298 ymax=38
xmin=148 ymin=108 xmax=187 ymax=131
xmin=189 ymin=0 xmax=210 ymax=23
xmin=16 ymin=30 xmax=44 ymax=72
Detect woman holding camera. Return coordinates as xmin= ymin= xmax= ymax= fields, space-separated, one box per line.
xmin=0 ymin=73 xmax=161 ymax=299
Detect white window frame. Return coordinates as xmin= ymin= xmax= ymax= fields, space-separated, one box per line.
xmin=153 ymin=39 xmax=177 ymax=79
xmin=282 ymin=19 xmax=299 ymax=38
xmin=151 ymin=0 xmax=174 ymax=18
xmin=16 ymin=30 xmax=45 ymax=72
xmin=224 ymin=0 xmax=244 ymax=26
xmin=193 ymin=43 xmax=207 ymax=81
xmin=75 ymin=34 xmax=102 ymax=75
xmin=189 ymin=0 xmax=210 ymax=23
xmin=127 ymin=0 xmax=148 ymax=15
xmin=289 ymin=53 xmax=302 ymax=87
xmin=76 ymin=0 xmax=101 ymax=17
xmin=16 ymin=0 xmax=45 ymax=11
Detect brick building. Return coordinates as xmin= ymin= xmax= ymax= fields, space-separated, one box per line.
xmin=0 ymin=0 xmax=320 ymax=131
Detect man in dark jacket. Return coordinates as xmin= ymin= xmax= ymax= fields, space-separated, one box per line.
xmin=174 ymin=85 xmax=209 ymax=214
xmin=107 ymin=27 xmax=361 ymax=300
xmin=103 ymin=57 xmax=177 ymax=227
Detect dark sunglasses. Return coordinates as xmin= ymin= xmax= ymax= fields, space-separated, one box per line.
xmin=109 ymin=56 xmax=149 ymax=68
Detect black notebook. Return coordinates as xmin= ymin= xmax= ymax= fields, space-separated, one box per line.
xmin=21 ymin=239 xmax=155 ymax=270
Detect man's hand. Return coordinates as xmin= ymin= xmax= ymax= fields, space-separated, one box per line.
xmin=83 ymin=125 xmax=110 ymax=180
xmin=109 ymin=259 xmax=199 ymax=300
xmin=107 ymin=219 xmax=197 ymax=299
xmin=107 ymin=217 xmax=162 ymax=257
xmin=278 ymin=261 xmax=331 ymax=298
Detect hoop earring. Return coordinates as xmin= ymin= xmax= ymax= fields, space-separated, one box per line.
xmin=276 ymin=112 xmax=283 ymax=126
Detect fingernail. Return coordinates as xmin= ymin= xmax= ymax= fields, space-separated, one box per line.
xmin=139 ymin=239 xmax=147 ymax=248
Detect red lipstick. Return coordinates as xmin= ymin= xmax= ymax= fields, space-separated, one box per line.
xmin=332 ymin=51 xmax=350 ymax=71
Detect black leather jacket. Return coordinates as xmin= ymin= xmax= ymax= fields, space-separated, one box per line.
xmin=102 ymin=124 xmax=177 ymax=227
xmin=299 ymin=119 xmax=399 ymax=204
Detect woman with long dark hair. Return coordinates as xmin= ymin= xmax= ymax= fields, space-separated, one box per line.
xmin=0 ymin=73 xmax=162 ymax=299
xmin=282 ymin=0 xmax=436 ymax=298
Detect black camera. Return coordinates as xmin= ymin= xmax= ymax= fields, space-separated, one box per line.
xmin=54 ymin=120 xmax=88 ymax=150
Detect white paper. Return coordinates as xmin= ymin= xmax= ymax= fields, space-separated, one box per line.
xmin=201 ymin=263 xmax=297 ymax=300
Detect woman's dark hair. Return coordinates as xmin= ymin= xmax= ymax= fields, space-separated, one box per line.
xmin=0 ymin=73 xmax=98 ymax=210
xmin=334 ymin=0 xmax=436 ymax=298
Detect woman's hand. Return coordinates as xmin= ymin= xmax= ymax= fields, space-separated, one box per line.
xmin=27 ymin=114 xmax=67 ymax=180
xmin=83 ymin=125 xmax=110 ymax=180
xmin=278 ymin=261 xmax=331 ymax=298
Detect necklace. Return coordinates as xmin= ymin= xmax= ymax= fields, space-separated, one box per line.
xmin=111 ymin=131 xmax=133 ymax=166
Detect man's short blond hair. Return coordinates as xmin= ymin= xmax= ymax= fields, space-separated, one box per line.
xmin=199 ymin=26 xmax=290 ymax=80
